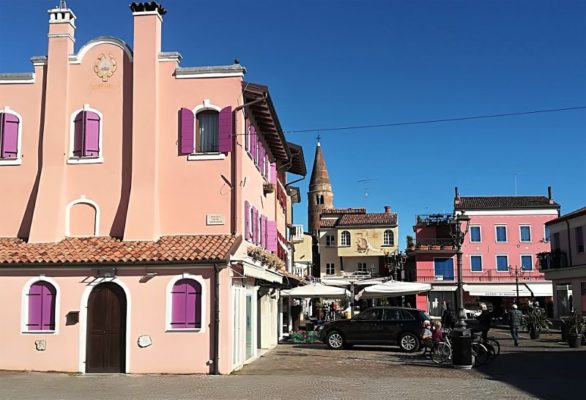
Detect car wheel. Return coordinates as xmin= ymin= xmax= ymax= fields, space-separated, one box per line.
xmin=399 ymin=333 xmax=420 ymax=352
xmin=326 ymin=331 xmax=345 ymax=350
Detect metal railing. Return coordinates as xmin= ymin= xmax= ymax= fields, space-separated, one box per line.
xmin=538 ymin=250 xmax=569 ymax=270
xmin=415 ymin=268 xmax=545 ymax=283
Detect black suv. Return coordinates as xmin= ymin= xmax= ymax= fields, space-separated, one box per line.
xmin=318 ymin=306 xmax=430 ymax=352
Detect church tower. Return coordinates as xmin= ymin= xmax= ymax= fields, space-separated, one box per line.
xmin=308 ymin=141 xmax=334 ymax=235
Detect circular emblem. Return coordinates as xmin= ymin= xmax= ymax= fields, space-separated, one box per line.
xmin=94 ymin=54 xmax=117 ymax=82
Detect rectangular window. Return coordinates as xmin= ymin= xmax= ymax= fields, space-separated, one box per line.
xmin=496 ymin=226 xmax=507 ymax=242
xmin=357 ymin=262 xmax=368 ymax=272
xmin=326 ymin=263 xmax=335 ymax=275
xmin=434 ymin=258 xmax=454 ymax=280
xmin=552 ymin=232 xmax=560 ymax=250
xmin=470 ymin=226 xmax=481 ymax=243
xmin=576 ymin=226 xmax=584 ymax=253
xmin=521 ymin=255 xmax=533 ymax=271
xmin=326 ymin=235 xmax=335 ymax=246
xmin=496 ymin=255 xmax=509 ymax=272
xmin=471 ymin=255 xmax=483 ymax=272
xmin=520 ymin=225 xmax=531 ymax=242
xmin=544 ymin=226 xmax=551 ymax=242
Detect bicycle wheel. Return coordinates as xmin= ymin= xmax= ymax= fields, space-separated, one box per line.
xmin=472 ymin=343 xmax=490 ymax=367
xmin=486 ymin=338 xmax=500 ymax=356
xmin=431 ymin=343 xmax=451 ymax=364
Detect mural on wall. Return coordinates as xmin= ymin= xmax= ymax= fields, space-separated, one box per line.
xmin=355 ymin=232 xmax=382 ymax=255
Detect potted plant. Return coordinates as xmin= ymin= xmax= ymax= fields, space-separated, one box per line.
xmin=523 ymin=308 xmax=552 ymax=339
xmin=565 ymin=312 xmax=586 ymax=348
xmin=406 ymin=235 xmax=415 ymax=250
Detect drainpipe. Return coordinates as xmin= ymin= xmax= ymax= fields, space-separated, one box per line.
xmin=213 ymin=263 xmax=221 ymax=375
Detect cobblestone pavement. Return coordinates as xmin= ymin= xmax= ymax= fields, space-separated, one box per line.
xmin=1 ymin=329 xmax=584 ymax=400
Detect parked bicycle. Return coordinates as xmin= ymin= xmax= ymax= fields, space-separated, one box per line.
xmin=430 ymin=330 xmax=499 ymax=366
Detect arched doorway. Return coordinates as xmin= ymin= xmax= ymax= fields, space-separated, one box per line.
xmin=86 ymin=282 xmax=127 ymax=373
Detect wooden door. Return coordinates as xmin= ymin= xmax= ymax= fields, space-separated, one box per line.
xmin=86 ymin=283 xmax=127 ymax=373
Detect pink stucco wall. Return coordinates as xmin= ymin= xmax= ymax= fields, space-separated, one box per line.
xmin=0 ymin=267 xmax=233 ymax=374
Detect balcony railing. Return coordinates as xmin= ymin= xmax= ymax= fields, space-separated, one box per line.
xmin=415 ymin=268 xmax=545 ymax=283
xmin=410 ymin=238 xmax=455 ymax=252
xmin=538 ymin=250 xmax=569 ymax=271
xmin=290 ymin=224 xmax=304 ymax=242
xmin=416 ymin=213 xmax=453 ymax=225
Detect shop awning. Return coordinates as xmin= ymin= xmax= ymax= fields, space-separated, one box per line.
xmin=243 ymin=263 xmax=283 ymax=284
xmin=431 ymin=285 xmax=458 ymax=292
xmin=463 ymin=283 xmax=552 ymax=297
xmin=281 ymin=283 xmax=350 ymax=298
xmin=355 ymin=281 xmax=431 ymax=300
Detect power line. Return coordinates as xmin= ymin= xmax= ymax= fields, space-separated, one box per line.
xmin=285 ymin=106 xmax=586 ymax=134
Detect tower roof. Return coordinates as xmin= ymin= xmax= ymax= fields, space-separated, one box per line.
xmin=309 ymin=142 xmax=331 ymax=191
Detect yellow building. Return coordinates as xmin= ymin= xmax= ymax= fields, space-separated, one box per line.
xmin=318 ymin=207 xmax=398 ymax=278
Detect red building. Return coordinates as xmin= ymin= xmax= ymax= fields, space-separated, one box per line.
xmin=407 ymin=188 xmax=559 ymax=318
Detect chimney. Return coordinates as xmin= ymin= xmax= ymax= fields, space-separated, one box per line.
xmin=548 ymin=186 xmax=553 ymax=204
xmin=384 ymin=206 xmax=391 ymax=214
xmin=454 ymin=186 xmax=461 ymax=205
xmin=123 ymin=2 xmax=167 ymax=241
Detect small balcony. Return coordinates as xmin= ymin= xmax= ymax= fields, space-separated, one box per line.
xmin=410 ymin=238 xmax=455 ymax=253
xmin=416 ymin=213 xmax=453 ymax=226
xmin=538 ymin=250 xmax=569 ymax=271
xmin=415 ymin=267 xmax=546 ymax=283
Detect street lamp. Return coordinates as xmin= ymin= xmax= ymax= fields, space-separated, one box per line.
xmin=509 ymin=265 xmax=527 ymax=305
xmin=450 ymin=211 xmax=472 ymax=368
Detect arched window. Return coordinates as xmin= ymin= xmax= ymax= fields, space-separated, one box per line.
xmin=384 ymin=230 xmax=394 ymax=246
xmin=0 ymin=108 xmax=23 ymax=165
xmin=170 ymin=279 xmax=202 ymax=329
xmin=73 ymin=110 xmax=101 ymax=158
xmin=341 ymin=231 xmax=351 ymax=247
xmin=196 ymin=110 xmax=219 ymax=153
xmin=316 ymin=194 xmax=324 ymax=205
xmin=26 ymin=281 xmax=56 ymax=331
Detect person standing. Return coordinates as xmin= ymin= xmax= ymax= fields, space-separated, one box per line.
xmin=508 ymin=304 xmax=523 ymax=347
xmin=477 ymin=303 xmax=492 ymax=341
xmin=442 ymin=303 xmax=456 ymax=329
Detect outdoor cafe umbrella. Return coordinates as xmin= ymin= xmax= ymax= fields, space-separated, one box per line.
xmin=281 ymin=283 xmax=351 ymax=299
xmin=355 ymin=281 xmax=431 ymax=300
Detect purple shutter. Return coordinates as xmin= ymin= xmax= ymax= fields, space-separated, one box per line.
xmin=270 ymin=162 xmax=277 ymax=185
xmin=218 ymin=106 xmax=232 ymax=153
xmin=250 ymin=126 xmax=257 ymax=163
xmin=73 ymin=112 xmax=84 ymax=157
xmin=244 ymin=119 xmax=250 ymax=152
xmin=41 ymin=283 xmax=56 ymax=330
xmin=259 ymin=215 xmax=264 ymax=248
xmin=259 ymin=144 xmax=265 ymax=177
xmin=171 ymin=281 xmax=187 ymax=328
xmin=0 ymin=113 xmax=19 ymax=159
xmin=194 ymin=281 xmax=202 ymax=329
xmin=252 ymin=208 xmax=258 ymax=245
xmin=263 ymin=216 xmax=268 ymax=249
xmin=267 ymin=221 xmax=277 ymax=252
xmin=84 ymin=111 xmax=100 ymax=157
xmin=245 ymin=201 xmax=251 ymax=241
xmin=27 ymin=283 xmax=44 ymax=330
xmin=185 ymin=281 xmax=197 ymax=329
xmin=179 ymin=108 xmax=194 ymax=155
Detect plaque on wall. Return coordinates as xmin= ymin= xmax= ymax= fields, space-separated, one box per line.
xmin=206 ymin=214 xmax=225 ymax=225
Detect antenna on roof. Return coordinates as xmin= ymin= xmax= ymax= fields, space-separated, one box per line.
xmin=59 ymin=0 xmax=68 ymax=9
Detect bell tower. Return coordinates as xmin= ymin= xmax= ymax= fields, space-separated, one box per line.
xmin=307 ymin=141 xmax=334 ymax=236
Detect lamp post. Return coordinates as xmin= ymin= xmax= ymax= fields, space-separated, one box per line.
xmin=509 ymin=265 xmax=526 ymax=306
xmin=450 ymin=211 xmax=472 ymax=368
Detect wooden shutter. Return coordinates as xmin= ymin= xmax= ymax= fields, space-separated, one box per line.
xmin=0 ymin=113 xmax=19 ymax=159
xmin=218 ymin=106 xmax=232 ymax=153
xmin=259 ymin=144 xmax=265 ymax=177
xmin=250 ymin=126 xmax=257 ymax=163
xmin=84 ymin=111 xmax=100 ymax=157
xmin=244 ymin=119 xmax=250 ymax=152
xmin=41 ymin=283 xmax=56 ymax=330
xmin=27 ymin=283 xmax=43 ymax=330
xmin=73 ymin=112 xmax=84 ymax=157
xmin=171 ymin=281 xmax=187 ymax=328
xmin=179 ymin=108 xmax=194 ymax=155
xmin=267 ymin=221 xmax=277 ymax=252
xmin=270 ymin=162 xmax=277 ymax=184
xmin=245 ymin=201 xmax=251 ymax=241
xmin=185 ymin=280 xmax=199 ymax=329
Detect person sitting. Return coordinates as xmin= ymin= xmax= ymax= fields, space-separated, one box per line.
xmin=421 ymin=320 xmax=433 ymax=355
xmin=432 ymin=320 xmax=445 ymax=345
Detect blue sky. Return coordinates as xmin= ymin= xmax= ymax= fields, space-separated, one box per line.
xmin=1 ymin=0 xmax=585 ymax=247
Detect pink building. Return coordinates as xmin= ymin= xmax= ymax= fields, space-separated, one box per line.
xmin=408 ymin=188 xmax=559 ymax=318
xmin=0 ymin=2 xmax=305 ymax=374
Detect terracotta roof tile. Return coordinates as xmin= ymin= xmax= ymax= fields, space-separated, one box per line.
xmin=0 ymin=235 xmax=239 ymax=266
xmin=319 ymin=218 xmax=338 ymax=228
xmin=455 ymin=196 xmax=560 ymax=210
xmin=337 ymin=213 xmax=397 ymax=227
xmin=321 ymin=208 xmax=366 ymax=215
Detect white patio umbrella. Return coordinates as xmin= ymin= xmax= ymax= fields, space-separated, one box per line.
xmin=355 ymin=281 xmax=431 ymax=300
xmin=281 ymin=283 xmax=351 ymax=299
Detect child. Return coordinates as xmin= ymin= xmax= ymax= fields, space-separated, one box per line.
xmin=432 ymin=320 xmax=444 ymax=344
